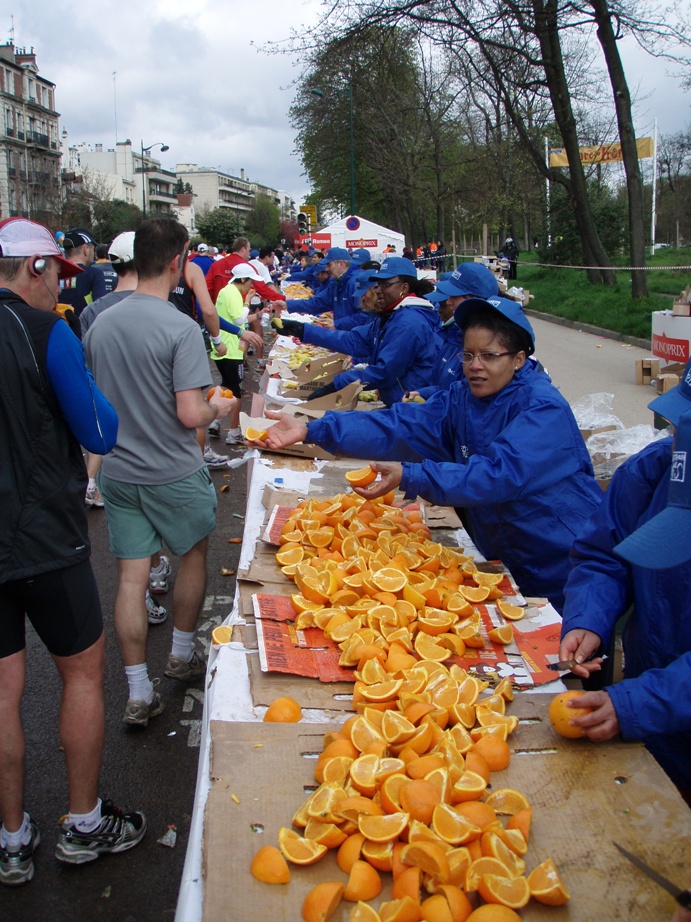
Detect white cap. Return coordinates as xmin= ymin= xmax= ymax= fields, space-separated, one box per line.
xmin=0 ymin=217 xmax=82 ymax=278
xmin=197 ymin=243 xmax=208 ymax=252
xmin=108 ymin=231 xmax=135 ymax=264
xmin=231 ymin=263 xmax=263 ymax=283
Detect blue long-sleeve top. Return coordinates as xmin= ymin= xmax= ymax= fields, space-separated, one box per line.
xmin=301 ymin=296 xmax=440 ymax=407
xmin=561 ymin=437 xmax=691 ymax=790
xmin=46 ymin=318 xmax=118 ymax=454
xmin=304 ymin=360 xmax=602 ymax=610
xmin=286 ymin=266 xmax=367 ymax=329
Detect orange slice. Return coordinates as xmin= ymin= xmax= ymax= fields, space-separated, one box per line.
xmin=211 ymin=625 xmax=233 ymax=645
xmin=399 ymin=840 xmax=450 ymax=883
xmin=278 ymin=827 xmax=328 ymax=865
xmin=496 ymin=599 xmax=526 ymax=621
xmin=527 ymin=857 xmax=571 ymax=906
xmin=414 ymin=632 xmax=451 ymax=662
xmin=348 ymin=900 xmax=382 ymax=922
xmin=477 ymin=873 xmax=531 ymax=909
xmin=465 ymin=856 xmax=516 ymax=891
xmin=488 ymin=624 xmax=514 ymax=645
xmin=450 ymin=770 xmax=487 ymax=803
xmin=302 ymin=881 xmax=345 ymax=922
xmin=458 ymin=585 xmax=490 ymax=603
xmin=431 ymin=803 xmax=482 ymax=846
xmin=245 ymin=425 xmax=268 ymax=441
xmin=371 ymin=568 xmax=408 ymax=593
xmin=250 ymin=844 xmax=291 ymax=884
xmin=483 ymin=788 xmax=530 ymax=815
xmin=358 ymin=811 xmax=409 ymax=844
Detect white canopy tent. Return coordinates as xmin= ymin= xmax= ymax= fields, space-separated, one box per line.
xmin=310 ymin=215 xmax=406 ymax=261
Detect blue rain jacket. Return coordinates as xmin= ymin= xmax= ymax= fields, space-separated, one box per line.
xmin=422 ymin=320 xmax=464 ymax=394
xmin=302 ymin=296 xmax=440 ymax=407
xmin=562 ymin=437 xmax=691 ymax=790
xmin=285 ymin=265 xmax=366 ymax=329
xmin=306 ymin=360 xmax=602 ymax=609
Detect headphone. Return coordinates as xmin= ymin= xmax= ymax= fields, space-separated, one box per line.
xmin=31 ymin=257 xmax=48 ymax=275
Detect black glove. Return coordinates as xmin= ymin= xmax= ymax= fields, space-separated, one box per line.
xmin=275 ymin=317 xmax=304 ymax=339
xmin=306 ymin=382 xmax=337 ymax=401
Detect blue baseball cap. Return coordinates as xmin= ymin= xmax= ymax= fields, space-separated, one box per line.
xmin=315 ymin=258 xmax=330 ymax=272
xmin=614 ymin=408 xmax=691 ymax=568
xmin=425 ymin=289 xmax=449 ymax=305
xmin=436 ymin=263 xmax=499 ymax=300
xmin=250 ymin=249 xmax=259 ymax=258
xmin=648 ymin=357 xmax=691 ymax=426
xmin=354 ymin=269 xmax=378 ymax=294
xmin=372 ymin=256 xmax=418 ymax=280
xmin=325 ymin=247 xmax=351 ymax=263
xmin=454 ymin=296 xmax=535 ymax=355
xmin=350 ymin=248 xmax=371 ymax=266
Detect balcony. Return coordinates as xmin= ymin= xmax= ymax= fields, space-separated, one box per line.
xmin=26 ymin=130 xmax=49 ymax=147
xmin=5 ymin=126 xmax=13 ymax=137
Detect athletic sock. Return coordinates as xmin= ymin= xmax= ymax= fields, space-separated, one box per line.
xmin=88 ymin=478 xmax=97 ymax=490
xmin=0 ymin=813 xmax=31 ymax=849
xmin=68 ymin=799 xmax=102 ymax=833
xmin=125 ymin=663 xmax=154 ymax=704
xmin=171 ymin=628 xmax=195 ymax=662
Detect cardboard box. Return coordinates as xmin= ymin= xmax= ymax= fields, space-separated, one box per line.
xmin=634 ymin=358 xmax=660 ymax=385
xmin=656 ymin=372 xmax=680 ymax=394
xmin=651 ymin=310 xmax=691 ymax=369
xmin=579 ymin=424 xmax=617 ymax=443
xmin=673 ymin=301 xmax=691 ymax=317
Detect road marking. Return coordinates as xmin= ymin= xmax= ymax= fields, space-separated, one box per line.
xmin=180 ymin=719 xmax=201 ymax=748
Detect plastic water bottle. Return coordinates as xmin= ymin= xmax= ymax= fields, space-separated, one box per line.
xmin=261 ymin=312 xmax=270 ymax=329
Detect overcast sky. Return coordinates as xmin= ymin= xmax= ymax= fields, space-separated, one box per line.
xmin=7 ymin=2 xmax=689 ymax=208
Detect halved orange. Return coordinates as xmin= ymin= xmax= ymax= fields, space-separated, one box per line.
xmin=346 ymin=467 xmax=377 ymax=487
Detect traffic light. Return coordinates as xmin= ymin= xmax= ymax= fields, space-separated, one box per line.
xmin=297 ymin=213 xmax=309 ymax=236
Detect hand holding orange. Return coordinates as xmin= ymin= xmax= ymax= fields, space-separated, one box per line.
xmin=207 ymin=386 xmax=233 ymax=400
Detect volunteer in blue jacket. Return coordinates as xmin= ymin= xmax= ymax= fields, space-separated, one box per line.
xmin=262 ymin=295 xmax=602 ymax=611
xmin=276 ymin=257 xmax=439 ymax=408
xmin=283 ymin=247 xmax=365 ymax=330
xmin=558 ymin=365 xmax=691 ymax=801
xmin=422 ymin=263 xmax=500 ymax=393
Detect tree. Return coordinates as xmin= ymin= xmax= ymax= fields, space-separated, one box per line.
xmin=92 ymin=200 xmax=143 ymax=243
xmin=245 ymin=193 xmax=281 ymax=243
xmin=195 ymin=206 xmax=245 ymax=247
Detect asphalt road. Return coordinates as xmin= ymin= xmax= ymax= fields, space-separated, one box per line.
xmin=1 ymin=361 xmax=261 ymax=922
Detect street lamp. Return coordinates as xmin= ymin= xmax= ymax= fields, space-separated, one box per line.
xmin=140 ymin=140 xmax=169 ymax=217
xmin=311 ymin=83 xmax=355 ymax=217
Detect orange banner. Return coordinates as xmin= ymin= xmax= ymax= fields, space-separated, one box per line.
xmin=550 ymin=137 xmax=654 ymax=167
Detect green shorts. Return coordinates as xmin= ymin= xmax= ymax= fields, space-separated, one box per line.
xmin=98 ymin=467 xmax=217 ymax=559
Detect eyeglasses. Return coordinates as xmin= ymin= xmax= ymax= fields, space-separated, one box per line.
xmin=460 ymin=351 xmax=518 ymax=366
xmin=376 ymin=279 xmax=402 ymax=289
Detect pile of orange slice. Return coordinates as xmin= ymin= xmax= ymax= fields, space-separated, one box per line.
xmin=249 ymin=492 xmax=571 ymax=918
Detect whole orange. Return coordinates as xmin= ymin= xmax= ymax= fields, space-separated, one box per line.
xmin=548 ymin=690 xmax=593 ymax=738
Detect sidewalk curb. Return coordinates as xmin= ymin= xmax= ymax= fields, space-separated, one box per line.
xmin=524 ymin=308 xmax=651 ymax=352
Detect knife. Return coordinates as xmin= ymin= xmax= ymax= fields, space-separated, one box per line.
xmin=613 ymin=841 xmax=691 ymax=908
xmin=546 ymin=655 xmax=608 ymax=672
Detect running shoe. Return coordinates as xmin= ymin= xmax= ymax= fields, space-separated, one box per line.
xmin=0 ymin=818 xmax=40 ymax=886
xmin=122 ymin=691 xmax=164 ymax=727
xmin=164 ymin=650 xmax=206 ymax=681
xmin=224 ymin=430 xmax=245 ymax=446
xmin=145 ymin=591 xmax=167 ymax=625
xmin=148 ymin=555 xmax=171 ymax=595
xmin=85 ymin=485 xmax=104 ymax=508
xmin=204 ymin=447 xmax=229 ymax=468
xmin=207 ymin=420 xmax=221 ymax=438
xmin=55 ymin=800 xmax=147 ymax=864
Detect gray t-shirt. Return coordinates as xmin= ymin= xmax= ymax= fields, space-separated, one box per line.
xmin=80 ymin=289 xmax=133 ymax=336
xmin=85 ymin=293 xmax=212 ymax=485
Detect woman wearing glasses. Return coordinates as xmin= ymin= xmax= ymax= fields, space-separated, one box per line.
xmin=275 ymin=257 xmax=439 ymax=407
xmin=260 ymin=295 xmax=602 ymax=612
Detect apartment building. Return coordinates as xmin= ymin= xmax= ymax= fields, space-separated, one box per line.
xmin=175 ymin=164 xmax=296 ymax=224
xmin=66 ymin=139 xmax=177 ymax=218
xmin=0 ymin=43 xmax=61 ymax=224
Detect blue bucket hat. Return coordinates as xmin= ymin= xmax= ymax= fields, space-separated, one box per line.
xmin=648 ymin=357 xmax=691 ymax=426
xmin=350 ymin=248 xmax=371 ymax=266
xmin=614 ymin=407 xmax=691 ymax=568
xmin=354 ymin=269 xmax=378 ymax=294
xmin=372 ymin=256 xmax=418 ymax=280
xmin=325 ymin=247 xmax=351 ymax=263
xmin=454 ymin=296 xmax=535 ymax=355
xmin=436 ymin=263 xmax=499 ymax=300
